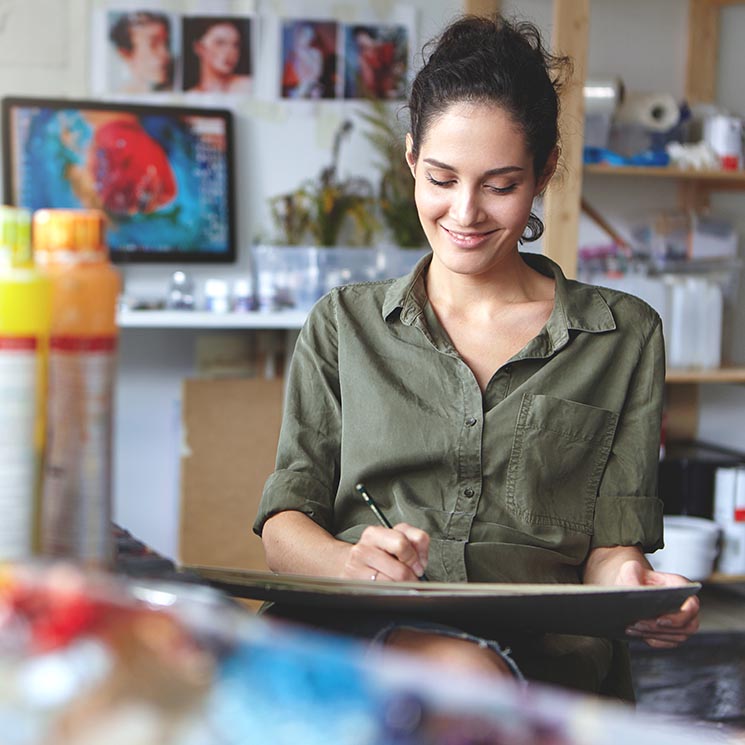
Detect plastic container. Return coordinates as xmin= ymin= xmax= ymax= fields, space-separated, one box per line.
xmin=33 ymin=209 xmax=121 ymax=566
xmin=0 ymin=206 xmax=51 ymax=558
xmin=712 ymin=466 xmax=745 ymax=574
xmin=647 ymin=515 xmax=721 ymax=580
xmin=204 ymin=278 xmax=230 ymax=313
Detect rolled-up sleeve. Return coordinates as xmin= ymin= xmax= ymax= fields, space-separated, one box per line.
xmin=592 ymin=316 xmax=665 ymax=552
xmin=253 ymin=292 xmax=341 ymax=536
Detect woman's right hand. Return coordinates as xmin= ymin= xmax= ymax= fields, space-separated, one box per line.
xmin=342 ymin=523 xmax=430 ymax=582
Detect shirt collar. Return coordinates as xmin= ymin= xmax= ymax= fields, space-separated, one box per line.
xmin=382 ymin=252 xmax=616 ymax=350
xmin=382 ymin=253 xmax=432 ymax=325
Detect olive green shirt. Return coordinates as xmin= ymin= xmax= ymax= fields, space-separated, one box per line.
xmin=254 ymin=252 xmax=665 ymax=692
xmin=256 ymin=253 xmax=664 ymax=571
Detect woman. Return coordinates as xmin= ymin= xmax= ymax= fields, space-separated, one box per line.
xmin=187 ymin=18 xmax=251 ymax=94
xmin=254 ymin=14 xmax=699 ymax=694
xmin=109 ymin=11 xmax=173 ymax=93
xmin=282 ymin=23 xmax=324 ymax=99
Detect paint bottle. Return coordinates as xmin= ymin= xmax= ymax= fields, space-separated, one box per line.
xmin=34 ymin=209 xmax=121 ymax=566
xmin=0 ymin=206 xmax=52 ymax=559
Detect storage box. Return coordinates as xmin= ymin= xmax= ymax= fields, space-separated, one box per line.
xmin=179 ymin=377 xmax=284 ymax=572
xmin=250 ymin=245 xmax=430 ymax=312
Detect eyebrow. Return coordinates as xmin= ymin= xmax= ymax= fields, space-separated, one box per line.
xmin=423 ymin=158 xmax=524 ymax=177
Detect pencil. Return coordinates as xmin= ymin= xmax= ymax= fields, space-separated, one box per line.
xmin=354 ymin=482 xmax=429 ymax=581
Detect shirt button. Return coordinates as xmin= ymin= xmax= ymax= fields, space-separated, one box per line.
xmin=464 ymin=488 xmax=475 ymax=498
xmin=465 ymin=416 xmax=477 ymax=427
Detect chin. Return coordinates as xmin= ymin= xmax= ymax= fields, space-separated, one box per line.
xmin=434 ymin=249 xmax=496 ymax=276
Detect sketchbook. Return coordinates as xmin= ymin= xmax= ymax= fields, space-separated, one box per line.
xmin=185 ymin=566 xmax=700 ymax=639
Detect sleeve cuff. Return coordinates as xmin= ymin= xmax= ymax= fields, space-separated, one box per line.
xmin=253 ymin=470 xmax=334 ymax=536
xmin=591 ymin=495 xmax=664 ymax=552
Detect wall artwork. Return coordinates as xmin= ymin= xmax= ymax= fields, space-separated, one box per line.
xmin=90 ymin=4 xmax=414 ymax=103
xmin=182 ymin=16 xmax=253 ymax=95
xmin=91 ymin=6 xmax=254 ymax=100
xmin=105 ymin=10 xmax=179 ymax=95
xmin=343 ymin=24 xmax=409 ymax=100
xmin=280 ymin=20 xmax=338 ymax=100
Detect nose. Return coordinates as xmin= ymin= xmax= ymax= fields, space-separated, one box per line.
xmin=451 ymin=186 xmax=484 ymax=226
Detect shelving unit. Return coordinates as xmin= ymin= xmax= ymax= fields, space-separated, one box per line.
xmin=544 ymin=0 xmax=745 ymax=441
xmin=666 ymin=368 xmax=745 ymax=384
xmin=584 ymin=164 xmax=745 ymax=188
xmin=118 ymin=309 xmax=307 ymax=330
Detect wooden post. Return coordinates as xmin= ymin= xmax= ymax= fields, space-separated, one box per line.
xmin=542 ymin=0 xmax=590 ymax=279
xmin=464 ymin=0 xmax=501 ymax=16
xmin=686 ymin=0 xmax=721 ymax=104
xmin=665 ymin=383 xmax=700 ymax=441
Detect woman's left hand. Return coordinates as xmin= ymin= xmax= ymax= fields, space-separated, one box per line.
xmin=616 ymin=559 xmax=700 ymax=648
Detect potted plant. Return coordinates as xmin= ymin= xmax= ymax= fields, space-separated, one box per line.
xmin=259 ymin=120 xmax=381 ymax=312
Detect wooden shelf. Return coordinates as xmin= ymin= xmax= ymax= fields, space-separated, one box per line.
xmin=584 ymin=164 xmax=745 ymax=186
xmin=706 ymin=572 xmax=745 ymax=585
xmin=665 ymin=368 xmax=745 ymax=384
xmin=117 ymin=309 xmax=307 ymax=330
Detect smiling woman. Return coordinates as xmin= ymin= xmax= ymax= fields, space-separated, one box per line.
xmin=184 ymin=16 xmax=252 ymax=94
xmin=254 ymin=13 xmax=699 ymax=698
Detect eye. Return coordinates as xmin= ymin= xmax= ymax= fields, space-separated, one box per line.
xmin=426 ymin=173 xmax=454 ymax=188
xmin=485 ymin=183 xmax=518 ymax=195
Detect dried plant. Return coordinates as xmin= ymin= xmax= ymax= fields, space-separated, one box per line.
xmin=358 ymin=100 xmax=426 ymax=248
xmin=269 ymin=119 xmax=378 ymax=247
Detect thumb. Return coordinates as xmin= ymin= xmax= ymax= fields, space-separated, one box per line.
xmin=615 ymin=559 xmax=648 ymax=587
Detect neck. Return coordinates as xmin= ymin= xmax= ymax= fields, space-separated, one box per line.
xmin=199 ymin=68 xmax=231 ymax=91
xmin=425 ymin=249 xmax=553 ymax=317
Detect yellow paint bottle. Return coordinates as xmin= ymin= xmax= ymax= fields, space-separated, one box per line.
xmin=0 ymin=206 xmax=51 ymax=558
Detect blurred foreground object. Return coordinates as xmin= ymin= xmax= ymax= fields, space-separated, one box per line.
xmin=33 ymin=210 xmax=121 ymax=565
xmin=0 ymin=562 xmax=731 ymax=745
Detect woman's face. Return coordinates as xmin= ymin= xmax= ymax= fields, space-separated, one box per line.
xmin=126 ymin=21 xmax=171 ymax=88
xmin=407 ymin=102 xmax=551 ymax=279
xmin=196 ymin=23 xmax=241 ymax=76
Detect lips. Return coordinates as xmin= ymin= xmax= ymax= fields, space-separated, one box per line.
xmin=441 ymin=225 xmax=498 ymax=248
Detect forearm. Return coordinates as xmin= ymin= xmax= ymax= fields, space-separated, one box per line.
xmin=583 ymin=545 xmax=651 ymax=585
xmin=261 ymin=510 xmax=351 ymax=577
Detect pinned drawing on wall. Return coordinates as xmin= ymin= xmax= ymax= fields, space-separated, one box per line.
xmin=104 ymin=10 xmax=179 ymax=94
xmin=90 ymin=6 xmax=254 ymax=98
xmin=343 ymin=24 xmax=409 ymax=100
xmin=182 ymin=15 xmax=253 ymax=96
xmin=280 ymin=19 xmax=338 ymax=100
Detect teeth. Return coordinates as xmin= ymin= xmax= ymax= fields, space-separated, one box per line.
xmin=449 ymin=230 xmax=479 ymax=238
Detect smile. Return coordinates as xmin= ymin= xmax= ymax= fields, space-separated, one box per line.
xmin=442 ymin=226 xmax=498 ymax=247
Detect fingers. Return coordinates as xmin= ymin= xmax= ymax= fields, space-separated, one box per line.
xmin=393 ymin=522 xmax=430 ymax=570
xmin=343 ymin=525 xmax=429 ymax=582
xmin=626 ymin=593 xmax=700 ymax=647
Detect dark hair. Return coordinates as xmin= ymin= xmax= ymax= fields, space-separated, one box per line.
xmin=109 ymin=12 xmax=170 ymax=52
xmin=408 ymin=15 xmax=571 ymax=242
xmin=191 ymin=17 xmax=244 ymax=44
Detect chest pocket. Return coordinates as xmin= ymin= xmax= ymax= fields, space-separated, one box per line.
xmin=505 ymin=393 xmax=619 ymax=534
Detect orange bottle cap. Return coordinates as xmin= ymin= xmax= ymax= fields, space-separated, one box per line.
xmin=33 ymin=209 xmax=107 ymax=259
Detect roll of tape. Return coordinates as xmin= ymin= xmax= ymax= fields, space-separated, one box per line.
xmin=614 ymin=92 xmax=680 ymax=132
xmin=583 ymin=77 xmax=624 ymax=116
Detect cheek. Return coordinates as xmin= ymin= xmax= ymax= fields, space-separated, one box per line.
xmin=500 ymin=193 xmax=536 ymax=229
xmin=414 ymin=183 xmax=448 ymax=220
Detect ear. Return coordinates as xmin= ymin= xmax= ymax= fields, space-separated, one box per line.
xmin=534 ymin=146 xmax=559 ymax=196
xmin=405 ymin=133 xmax=416 ymax=177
